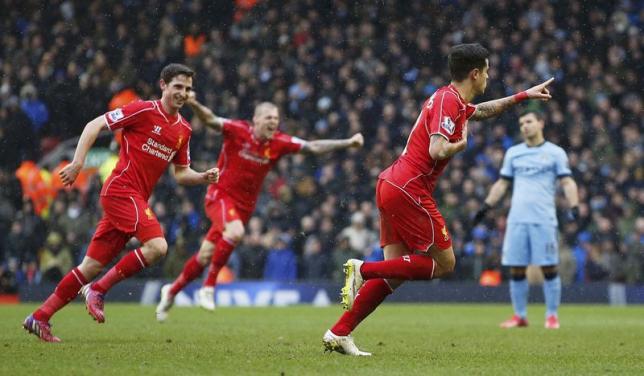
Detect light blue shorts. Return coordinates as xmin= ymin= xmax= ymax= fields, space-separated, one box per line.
xmin=502 ymin=223 xmax=559 ymax=266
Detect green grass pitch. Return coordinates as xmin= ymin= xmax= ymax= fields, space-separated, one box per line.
xmin=1 ymin=303 xmax=643 ymax=375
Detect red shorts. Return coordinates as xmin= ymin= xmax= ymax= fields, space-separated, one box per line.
xmin=86 ymin=195 xmax=164 ymax=265
xmin=376 ymin=179 xmax=452 ymax=252
xmin=204 ymin=189 xmax=252 ymax=243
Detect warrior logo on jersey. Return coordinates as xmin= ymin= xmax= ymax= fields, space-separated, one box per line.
xmin=107 ymin=109 xmax=124 ymax=122
xmin=152 ymin=125 xmax=162 ymax=135
xmin=441 ymin=116 xmax=455 ymax=135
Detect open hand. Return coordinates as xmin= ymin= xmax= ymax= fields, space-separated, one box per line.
xmin=59 ymin=161 xmax=83 ymax=186
xmin=525 ymin=77 xmax=554 ymax=101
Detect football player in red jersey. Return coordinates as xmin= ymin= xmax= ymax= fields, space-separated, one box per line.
xmin=23 ymin=64 xmax=220 ymax=342
xmin=323 ymin=43 xmax=555 ymax=356
xmin=155 ymin=94 xmax=364 ymax=320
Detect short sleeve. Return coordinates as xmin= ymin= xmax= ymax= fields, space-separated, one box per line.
xmin=222 ymin=119 xmax=249 ymax=138
xmin=555 ymin=148 xmax=572 ymax=177
xmin=278 ymin=134 xmax=306 ymax=155
xmin=465 ymin=103 xmax=477 ymax=119
xmin=427 ymin=92 xmax=461 ymax=140
xmin=499 ymin=148 xmax=514 ymax=179
xmin=104 ymin=101 xmax=154 ymax=131
xmin=172 ymin=134 xmax=191 ymax=166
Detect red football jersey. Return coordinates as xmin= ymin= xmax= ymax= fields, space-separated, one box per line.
xmin=206 ymin=119 xmax=305 ymax=212
xmin=101 ymin=100 xmax=192 ymax=200
xmin=379 ymin=84 xmax=476 ymax=196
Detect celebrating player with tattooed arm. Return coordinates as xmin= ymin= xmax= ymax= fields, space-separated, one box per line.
xmin=322 ymin=43 xmax=555 ymax=356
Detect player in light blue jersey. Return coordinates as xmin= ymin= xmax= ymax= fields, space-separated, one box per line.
xmin=473 ymin=110 xmax=579 ymax=329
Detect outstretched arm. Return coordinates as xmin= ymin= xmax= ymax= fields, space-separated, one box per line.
xmin=186 ymin=92 xmax=224 ymax=132
xmin=471 ymin=78 xmax=554 ymax=121
xmin=172 ymin=165 xmax=219 ymax=186
xmin=300 ymin=133 xmax=364 ymax=155
xmin=59 ymin=115 xmax=107 ymax=186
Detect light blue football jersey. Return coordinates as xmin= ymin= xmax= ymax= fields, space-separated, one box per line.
xmin=500 ymin=141 xmax=571 ymax=225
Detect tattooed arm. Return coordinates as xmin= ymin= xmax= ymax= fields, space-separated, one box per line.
xmin=471 ymin=78 xmax=554 ymax=121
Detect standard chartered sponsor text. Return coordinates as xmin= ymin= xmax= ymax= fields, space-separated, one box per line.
xmin=142 ymin=138 xmax=176 ymax=161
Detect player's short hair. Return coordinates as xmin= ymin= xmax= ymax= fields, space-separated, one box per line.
xmin=448 ymin=43 xmax=490 ymax=82
xmin=519 ymin=109 xmax=545 ymax=122
xmin=160 ymin=63 xmax=195 ymax=83
xmin=254 ymin=102 xmax=279 ymax=117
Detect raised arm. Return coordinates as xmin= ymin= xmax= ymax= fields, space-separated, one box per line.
xmin=186 ymin=92 xmax=224 ymax=132
xmin=300 ymin=133 xmax=364 ymax=155
xmin=470 ymin=78 xmax=554 ymax=121
xmin=59 ymin=115 xmax=107 ymax=186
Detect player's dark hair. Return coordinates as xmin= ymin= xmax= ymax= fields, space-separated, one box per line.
xmin=160 ymin=63 xmax=195 ymax=83
xmin=519 ymin=109 xmax=545 ymax=121
xmin=448 ymin=43 xmax=490 ymax=82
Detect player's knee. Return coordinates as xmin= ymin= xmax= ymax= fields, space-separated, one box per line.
xmin=225 ymin=225 xmax=244 ymax=244
xmin=79 ymin=257 xmax=103 ymax=279
xmin=144 ymin=238 xmax=168 ymax=261
xmin=442 ymin=258 xmax=456 ymax=275
xmin=434 ymin=255 xmax=456 ymax=277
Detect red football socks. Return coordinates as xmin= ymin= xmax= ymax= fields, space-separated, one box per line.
xmin=92 ymin=248 xmax=148 ymax=294
xmin=169 ymin=254 xmax=205 ymax=295
xmin=33 ymin=267 xmax=88 ymax=322
xmin=203 ymin=237 xmax=236 ymax=287
xmin=360 ymin=254 xmax=435 ymax=280
xmin=331 ymin=279 xmax=393 ymax=336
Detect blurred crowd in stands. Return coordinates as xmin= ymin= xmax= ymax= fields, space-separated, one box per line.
xmin=0 ymin=0 xmax=642 ymax=292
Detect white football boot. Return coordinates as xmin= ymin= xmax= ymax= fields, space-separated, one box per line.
xmin=197 ymin=286 xmax=216 ymax=311
xmin=341 ymin=259 xmax=364 ymax=311
xmin=155 ymin=284 xmax=175 ymax=322
xmin=323 ymin=330 xmax=371 ymax=356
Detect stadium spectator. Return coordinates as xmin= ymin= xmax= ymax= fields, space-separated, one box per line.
xmin=338 ymin=212 xmax=377 ymax=258
xmin=38 ymin=231 xmax=73 ymax=283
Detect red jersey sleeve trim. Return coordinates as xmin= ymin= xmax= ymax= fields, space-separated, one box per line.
xmin=465 ymin=104 xmax=477 ymax=120
xmin=104 ymin=114 xmax=114 ymax=131
xmin=104 ymin=102 xmax=155 ymax=130
xmin=429 ymin=132 xmax=449 ymax=141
